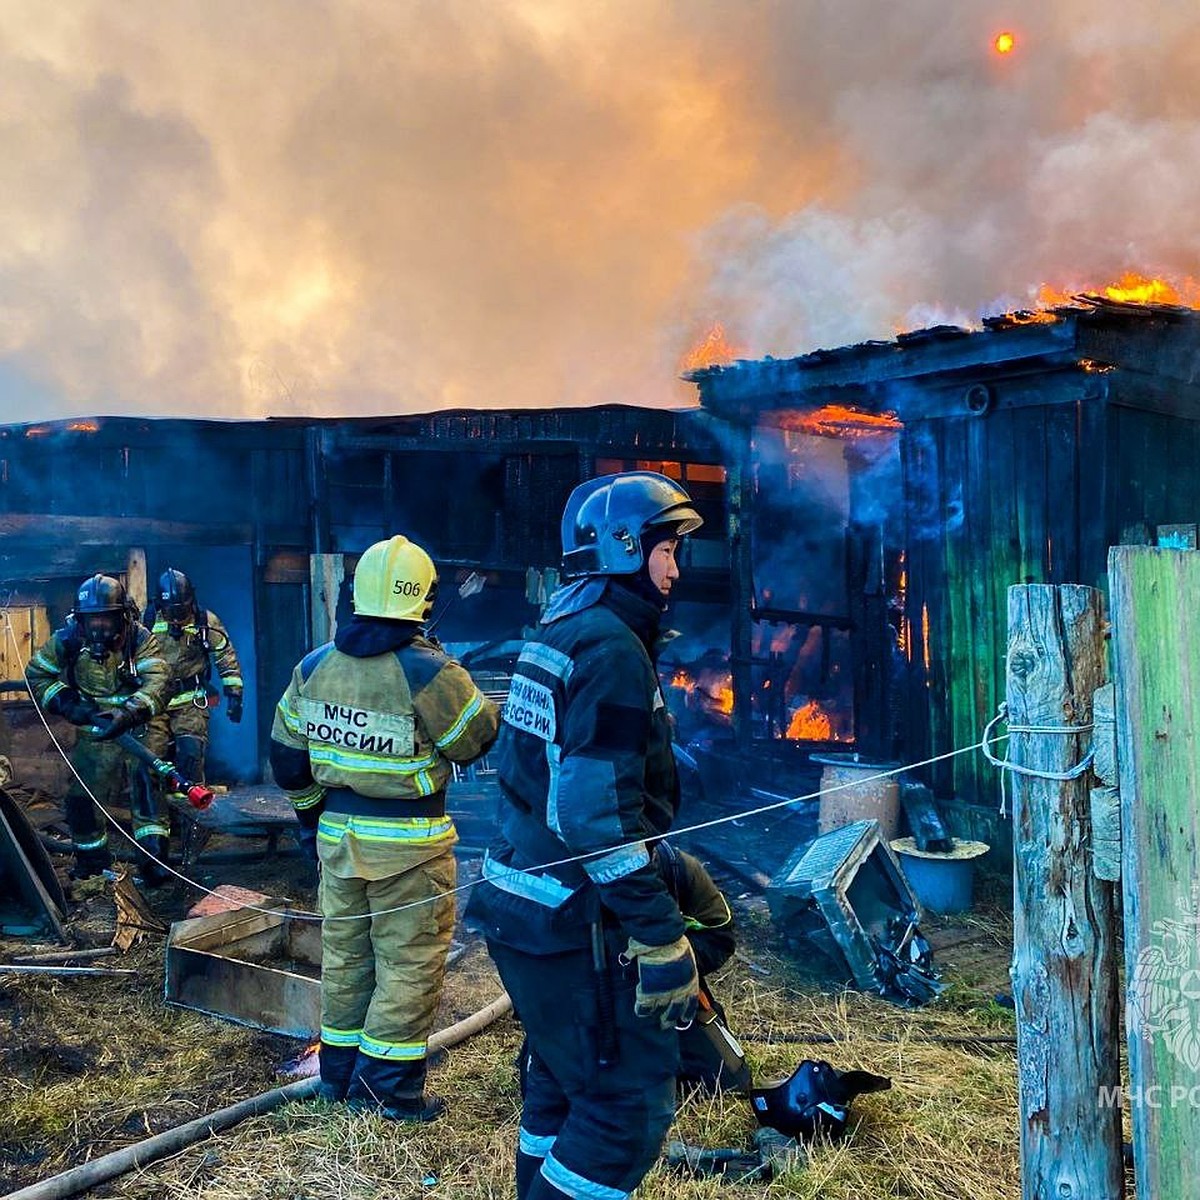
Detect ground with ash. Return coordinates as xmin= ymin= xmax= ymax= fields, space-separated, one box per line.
xmin=0 ymin=776 xmax=1053 ymax=1200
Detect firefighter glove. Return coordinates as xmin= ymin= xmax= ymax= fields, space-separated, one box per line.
xmin=225 ymin=688 xmax=243 ymax=724
xmin=625 ymin=934 xmax=699 ymax=1029
xmin=94 ymin=701 xmax=147 ymax=741
xmin=47 ymin=688 xmax=99 ymax=726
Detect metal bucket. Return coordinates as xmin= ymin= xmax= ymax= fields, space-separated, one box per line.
xmin=812 ymin=752 xmax=901 ymax=840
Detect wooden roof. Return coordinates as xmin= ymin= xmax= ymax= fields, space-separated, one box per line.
xmin=687 ymin=298 xmax=1200 ymax=425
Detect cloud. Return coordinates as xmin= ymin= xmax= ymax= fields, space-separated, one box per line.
xmin=0 ymin=1 xmax=1197 ymax=419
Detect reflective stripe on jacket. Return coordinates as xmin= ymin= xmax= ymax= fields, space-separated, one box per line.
xmin=270 ymin=630 xmax=499 ymax=849
xmin=152 ymin=610 xmax=243 ymax=698
xmin=27 ymin=623 xmax=170 ymax=715
xmin=484 ymin=582 xmax=685 ymax=950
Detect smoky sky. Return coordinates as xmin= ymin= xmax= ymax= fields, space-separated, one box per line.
xmin=1 ymin=1 xmax=1197 ymax=421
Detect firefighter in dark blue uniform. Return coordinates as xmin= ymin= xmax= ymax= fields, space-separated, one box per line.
xmin=466 ymin=471 xmax=705 ymax=1200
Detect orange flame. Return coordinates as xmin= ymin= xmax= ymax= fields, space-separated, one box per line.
xmin=921 ymin=603 xmax=931 ymax=674
xmin=1036 ymin=272 xmax=1200 ymax=310
xmin=671 ymin=668 xmax=695 ymax=693
xmin=24 ymin=420 xmax=100 ymax=437
xmin=682 ymin=322 xmax=742 ymax=371
xmin=780 ymin=405 xmax=902 ymax=438
xmin=786 ymin=699 xmax=833 ymax=740
xmin=705 ymin=676 xmax=734 ymax=717
xmin=670 ymin=666 xmax=732 ymax=719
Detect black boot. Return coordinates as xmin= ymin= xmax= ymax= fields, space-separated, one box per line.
xmin=316 ymin=1042 xmax=358 ymax=1103
xmin=346 ymin=1057 xmax=443 ymax=1121
xmin=347 ymin=1093 xmax=446 ymax=1123
xmin=517 ymin=1150 xmax=544 ymax=1200
xmin=71 ymin=846 xmax=113 ymax=880
xmin=525 ymin=1171 xmax=571 ymax=1199
xmin=139 ymin=835 xmax=171 ymax=887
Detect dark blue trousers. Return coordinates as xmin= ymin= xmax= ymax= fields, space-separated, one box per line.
xmin=489 ymin=939 xmax=678 ymax=1200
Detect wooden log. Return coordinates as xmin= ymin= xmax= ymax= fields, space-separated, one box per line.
xmin=1109 ymin=546 xmax=1200 ymax=1200
xmin=12 ymin=946 xmax=118 ymax=964
xmin=1007 ymin=584 xmax=1124 ymax=1200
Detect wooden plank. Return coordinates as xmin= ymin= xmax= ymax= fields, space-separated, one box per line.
xmin=1043 ymin=405 xmax=1079 ymax=583
xmin=309 ymin=554 xmax=345 ymax=647
xmin=923 ymin=426 xmax=953 ymax=796
xmin=898 ymin=426 xmax=931 ymax=771
xmin=939 ymin=419 xmax=977 ymax=803
xmin=1076 ymin=396 xmax=1109 ymax=595
xmin=1011 ymin=406 xmax=1048 ymax=586
xmin=727 ymin=427 xmax=754 ymax=755
xmin=126 ymin=547 xmax=148 ymax=614
xmin=985 ymin=408 xmax=1023 ymax=811
xmin=1109 ymin=546 xmax=1200 ymax=1200
xmin=964 ymin=412 xmax=997 ymax=807
xmin=0 ymin=514 xmax=253 ymax=546
xmin=1007 ymin=584 xmax=1123 ymax=1199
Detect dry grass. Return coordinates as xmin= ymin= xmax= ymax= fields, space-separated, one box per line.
xmin=1 ymin=878 xmax=1025 ymax=1200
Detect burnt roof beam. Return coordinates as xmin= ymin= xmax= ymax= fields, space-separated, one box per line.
xmin=690 ymin=319 xmax=1081 ymax=421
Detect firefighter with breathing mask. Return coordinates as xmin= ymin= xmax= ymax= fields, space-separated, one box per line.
xmin=270 ymin=535 xmax=499 ymax=1121
xmin=465 ymin=471 xmax=707 ymax=1200
xmin=27 ymin=574 xmax=171 ymax=881
xmin=144 ymin=568 xmax=244 ymax=796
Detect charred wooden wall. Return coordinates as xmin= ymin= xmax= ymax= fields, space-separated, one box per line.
xmin=901 ymin=362 xmax=1200 ymax=822
xmin=0 ymin=406 xmax=729 ymax=781
xmin=692 ymin=304 xmax=1200 ymax=852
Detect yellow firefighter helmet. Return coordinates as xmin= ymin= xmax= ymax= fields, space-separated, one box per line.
xmin=352 ymin=535 xmax=439 ymax=622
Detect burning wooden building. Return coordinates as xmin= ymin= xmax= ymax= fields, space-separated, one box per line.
xmin=688 ymin=295 xmax=1200 ymax=854
xmin=0 ymin=406 xmax=730 ymax=783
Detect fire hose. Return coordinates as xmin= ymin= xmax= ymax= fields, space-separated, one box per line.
xmin=104 ymin=729 xmax=215 ymax=812
xmin=2 ymin=993 xmax=513 ymax=1200
xmin=0 ymin=680 xmax=214 ymax=812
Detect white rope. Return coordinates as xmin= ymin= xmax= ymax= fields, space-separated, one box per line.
xmin=979 ymin=700 xmax=1095 ymax=818
xmin=4 ymin=608 xmax=1004 ymax=925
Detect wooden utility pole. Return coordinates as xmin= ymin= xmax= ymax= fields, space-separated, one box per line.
xmin=1109 ymin=547 xmax=1200 ymax=1200
xmin=1007 ymin=584 xmax=1123 ymax=1200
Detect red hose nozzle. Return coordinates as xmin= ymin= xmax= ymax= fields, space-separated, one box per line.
xmin=187 ymin=784 xmax=215 ymax=810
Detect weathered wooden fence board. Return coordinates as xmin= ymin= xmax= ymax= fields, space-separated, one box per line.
xmin=1110 ymin=546 xmax=1200 ymax=1200
xmin=1007 ymin=584 xmax=1123 ymax=1200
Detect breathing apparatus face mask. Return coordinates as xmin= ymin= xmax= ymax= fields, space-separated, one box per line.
xmin=78 ymin=611 xmax=125 ymax=661
xmin=162 ymin=599 xmax=193 ymax=631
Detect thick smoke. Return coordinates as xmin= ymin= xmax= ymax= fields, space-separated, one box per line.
xmin=0 ymin=1 xmax=1196 ymax=420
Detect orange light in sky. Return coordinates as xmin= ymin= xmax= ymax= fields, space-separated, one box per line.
xmin=994 ymin=31 xmax=1016 ymax=55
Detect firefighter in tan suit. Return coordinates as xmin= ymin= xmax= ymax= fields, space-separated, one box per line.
xmin=144 ymin=568 xmax=244 ymax=793
xmin=270 ymin=535 xmax=499 ymax=1121
xmin=27 ymin=574 xmax=171 ymax=881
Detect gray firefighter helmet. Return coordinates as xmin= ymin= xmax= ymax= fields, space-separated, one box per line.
xmin=560 ymin=471 xmax=703 ymax=579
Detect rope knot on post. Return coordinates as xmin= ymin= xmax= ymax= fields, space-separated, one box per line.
xmin=981 ymin=701 xmax=1095 ymax=817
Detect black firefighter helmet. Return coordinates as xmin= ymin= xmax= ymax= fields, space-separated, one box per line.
xmin=158 ymin=568 xmax=196 ymax=625
xmin=72 ymin=574 xmax=131 ymax=661
xmin=750 ymin=1059 xmax=891 ymax=1141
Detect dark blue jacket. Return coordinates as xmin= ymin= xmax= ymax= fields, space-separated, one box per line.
xmin=467 ymin=581 xmax=685 ymax=952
